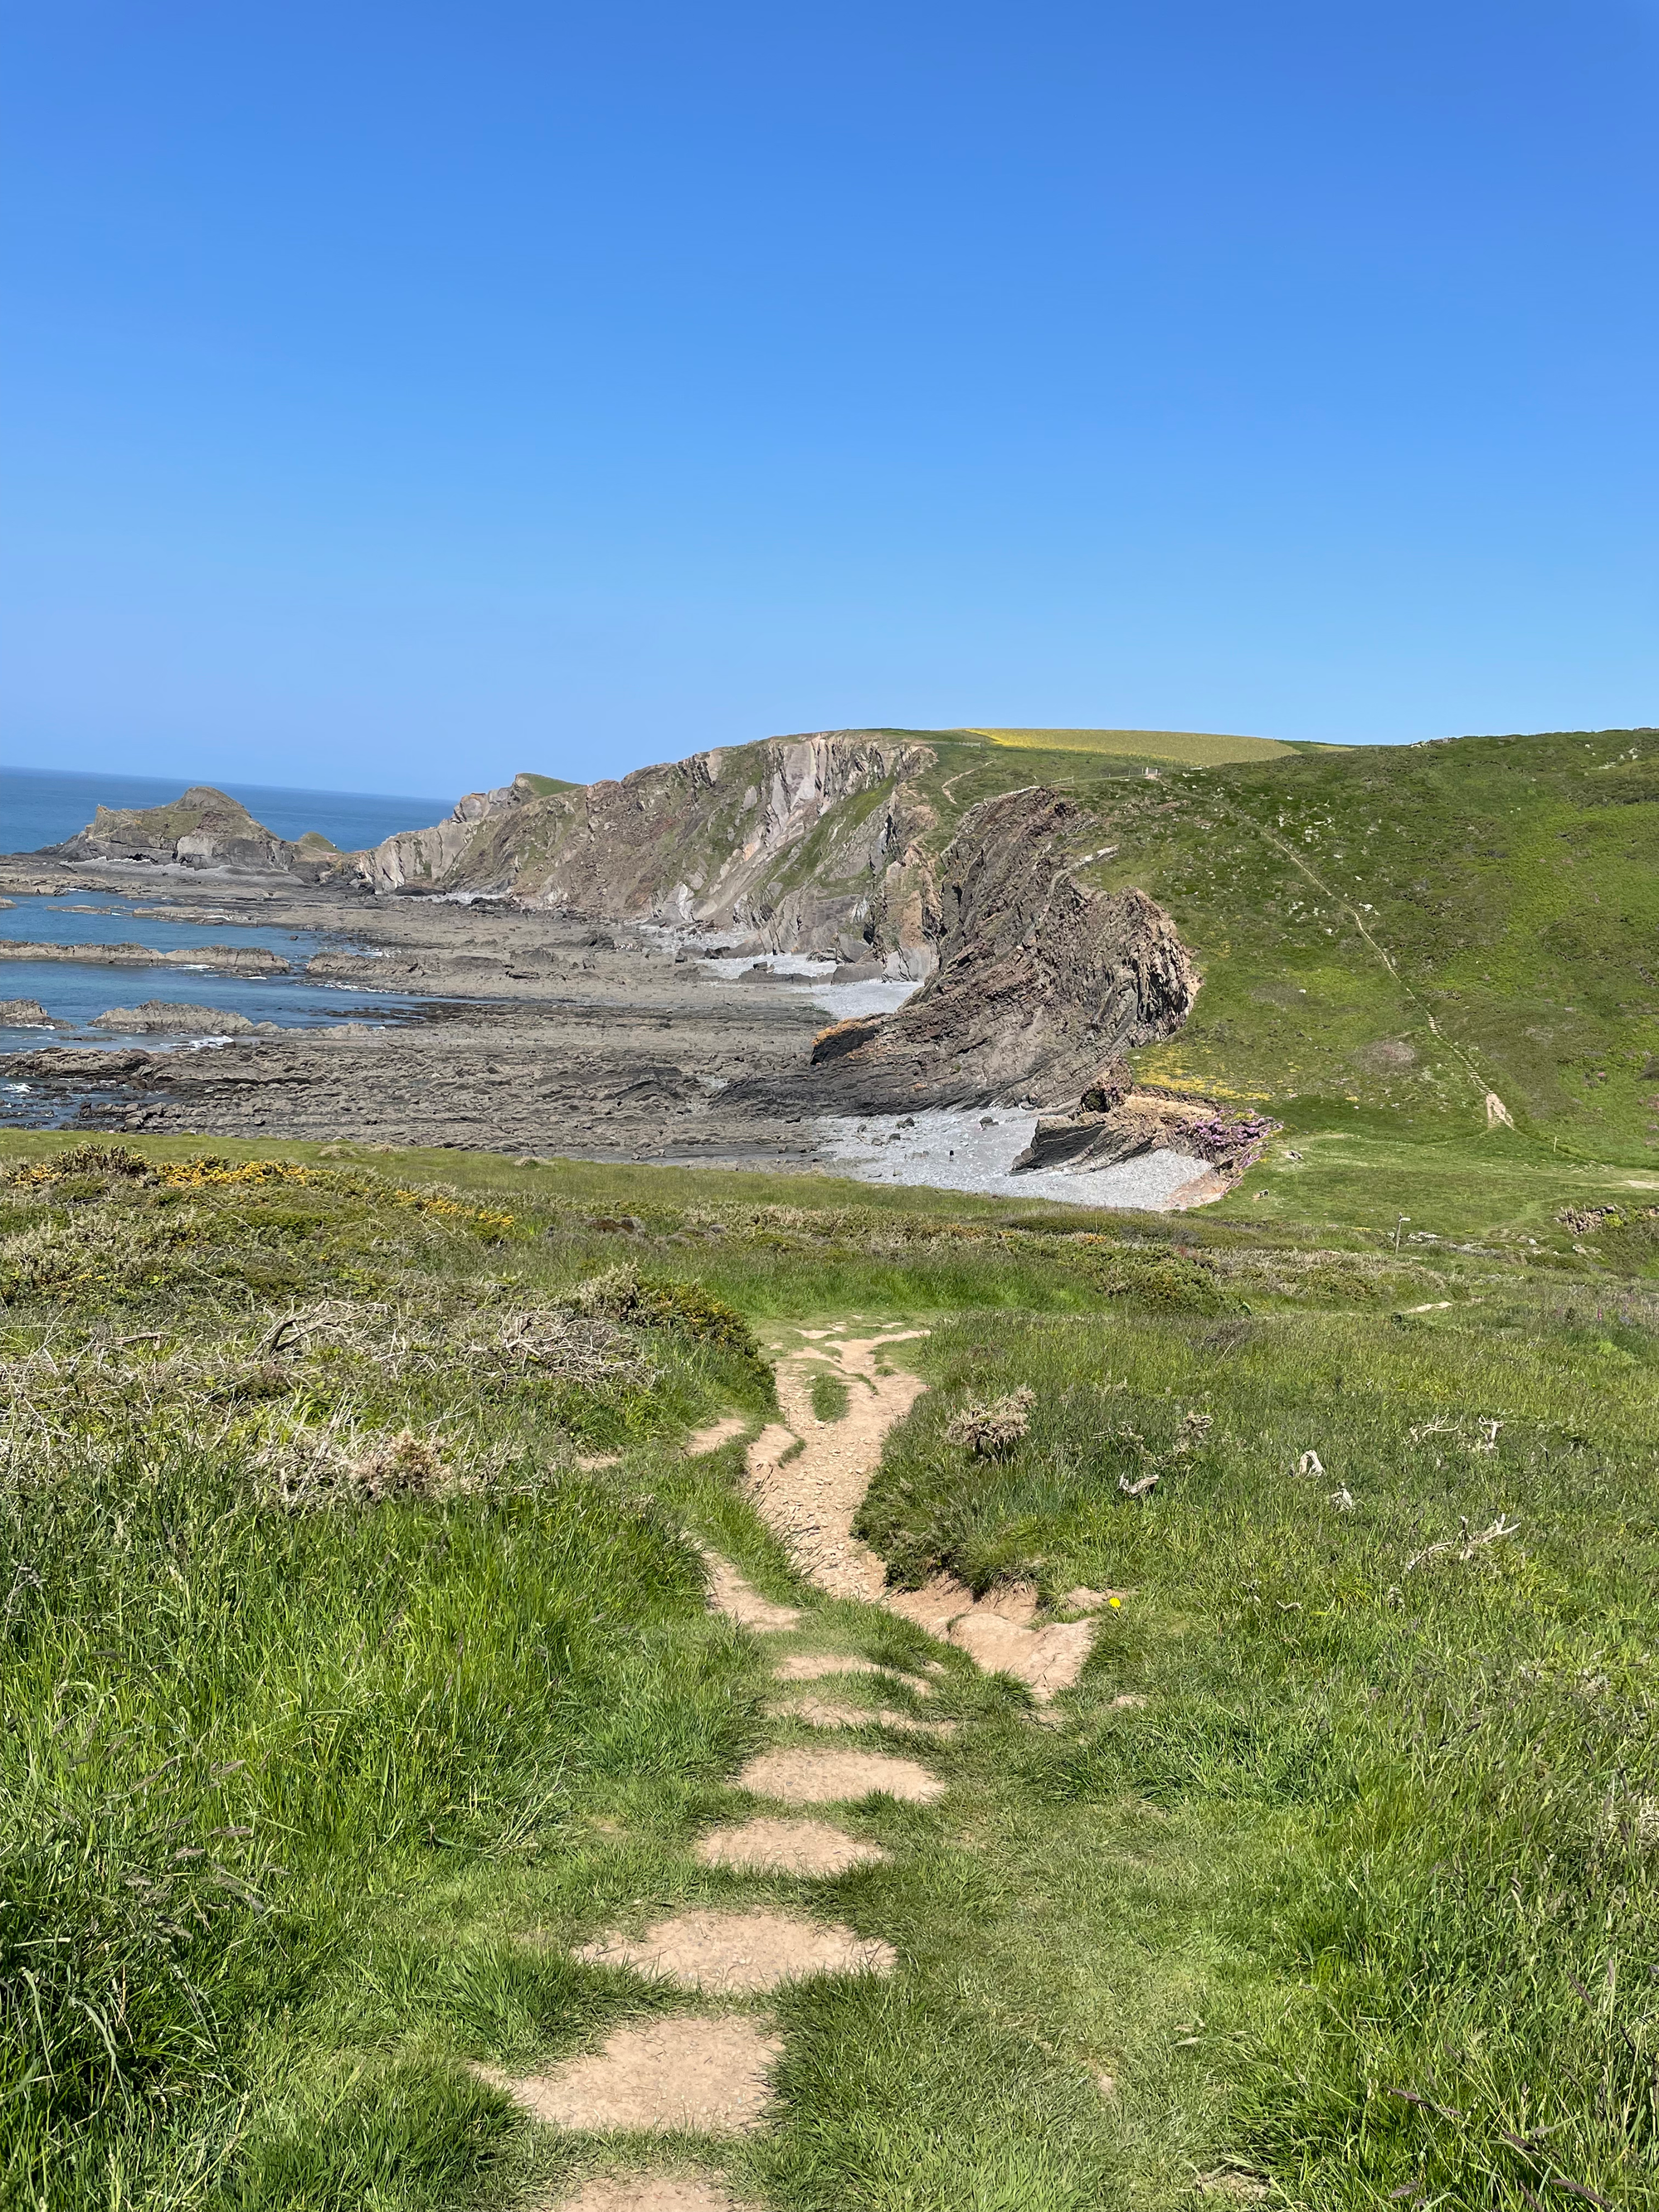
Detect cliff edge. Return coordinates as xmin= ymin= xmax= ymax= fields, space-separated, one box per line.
xmin=353 ymin=737 xmax=940 ymax=965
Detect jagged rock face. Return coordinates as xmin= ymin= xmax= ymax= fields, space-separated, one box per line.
xmin=46 ymin=740 xmax=943 ymax=960
xmin=50 ymin=787 xmax=339 ymax=878
xmin=1012 ymin=1095 xmax=1280 ymax=1175
xmin=1010 ymin=1094 xmax=1214 ymax=1171
xmin=349 ymin=780 xmax=532 ymax=895
xmin=356 ymin=738 xmax=941 ymax=959
xmin=809 ymin=786 xmax=1199 ymax=1109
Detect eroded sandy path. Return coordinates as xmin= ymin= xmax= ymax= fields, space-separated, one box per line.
xmin=737 ymin=1329 xmax=1099 ymax=1700
xmin=499 ymin=1334 xmax=1107 ymax=2198
xmin=744 ymin=1334 xmax=927 ymax=1602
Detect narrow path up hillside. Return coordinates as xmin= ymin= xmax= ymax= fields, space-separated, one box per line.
xmin=742 ymin=1327 xmax=1104 ymax=1697
xmin=489 ymin=1322 xmax=1136 ymax=2211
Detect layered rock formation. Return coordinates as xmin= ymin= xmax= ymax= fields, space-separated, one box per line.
xmin=353 ymin=737 xmax=940 ymax=964
xmin=44 ymin=748 xmax=1210 ymax=1120
xmin=51 ymin=739 xmax=943 ymax=965
xmin=90 ymin=1002 xmax=255 ymax=1033
xmin=1010 ymin=1089 xmax=1279 ymax=1176
xmin=0 ymin=940 xmax=289 ymax=975
xmin=807 ymin=787 xmax=1198 ymax=1109
xmin=51 ymin=787 xmax=340 ymax=878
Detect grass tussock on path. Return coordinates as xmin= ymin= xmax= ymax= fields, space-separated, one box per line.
xmin=3 ymin=1131 xmax=1659 ymax=2210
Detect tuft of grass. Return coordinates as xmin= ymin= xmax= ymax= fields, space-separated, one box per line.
xmin=808 ymin=1370 xmax=850 ymax=1423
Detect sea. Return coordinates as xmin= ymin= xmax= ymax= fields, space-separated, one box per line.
xmin=0 ymin=768 xmax=452 ymax=1101
xmin=0 ymin=765 xmax=448 ymax=856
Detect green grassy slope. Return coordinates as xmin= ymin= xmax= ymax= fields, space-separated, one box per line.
xmin=861 ymin=1296 xmax=1659 ymax=2211
xmin=7 ymin=1133 xmax=1658 ymax=2211
xmin=1048 ymin=727 xmax=1659 ymax=1158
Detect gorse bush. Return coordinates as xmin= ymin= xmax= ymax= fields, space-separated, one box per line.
xmin=1087 ymin=1246 xmax=1223 ymax=1310
xmin=571 ymin=1260 xmax=763 ymax=1360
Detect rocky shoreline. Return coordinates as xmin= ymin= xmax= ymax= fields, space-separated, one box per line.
xmin=0 ymin=939 xmax=293 ymax=974
xmin=0 ymin=859 xmax=839 ymax=1164
xmin=0 ymin=757 xmax=1241 ymax=1208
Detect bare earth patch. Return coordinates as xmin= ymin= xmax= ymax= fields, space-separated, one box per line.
xmin=693 ymin=1816 xmax=888 ymax=1875
xmin=702 ymin=1552 xmax=800 ymax=1631
xmin=480 ymin=2016 xmax=781 ymax=2134
xmin=744 ymin=1336 xmax=929 ymax=1602
xmin=555 ymin=2180 xmax=757 ymax=2212
xmin=885 ymin=1577 xmax=1095 ymax=1703
xmin=686 ymin=1414 xmax=749 ymax=1456
xmin=738 ymin=1746 xmax=945 ymax=1805
xmin=743 ymin=1335 xmax=1099 ymax=1700
xmin=577 ymin=1907 xmax=894 ymax=1990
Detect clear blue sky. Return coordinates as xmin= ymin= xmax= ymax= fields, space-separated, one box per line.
xmin=3 ymin=1 xmax=1656 ymax=800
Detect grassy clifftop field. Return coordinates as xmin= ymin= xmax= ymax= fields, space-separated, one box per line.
xmin=1035 ymin=725 xmax=1659 ymax=1157
xmin=754 ymin=720 xmax=1659 ymax=1159
xmin=5 ymin=1130 xmax=1659 ymax=2211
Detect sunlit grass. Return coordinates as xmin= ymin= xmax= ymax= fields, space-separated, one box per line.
xmin=4 ymin=1132 xmax=1658 ymax=2209
xmin=966 ymin=726 xmax=1290 ymax=765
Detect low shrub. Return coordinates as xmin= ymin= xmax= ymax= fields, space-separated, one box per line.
xmin=572 ymin=1262 xmax=761 ymax=1359
xmin=1089 ymin=1247 xmax=1224 ymax=1310
xmin=945 ymin=1386 xmax=1036 ymax=1457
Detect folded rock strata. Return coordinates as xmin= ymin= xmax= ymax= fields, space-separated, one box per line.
xmin=46 ymin=739 xmax=948 ymax=967
xmin=353 ymin=737 xmax=941 ymax=964
xmin=1012 ymin=1091 xmax=1280 ymax=1176
xmin=807 ymin=786 xmax=1198 ymax=1109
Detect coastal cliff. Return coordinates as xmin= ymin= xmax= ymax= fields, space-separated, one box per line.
xmin=805 ymin=786 xmax=1199 ymax=1107
xmin=353 ymin=736 xmax=941 ymax=965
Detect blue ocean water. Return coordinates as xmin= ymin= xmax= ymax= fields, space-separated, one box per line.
xmin=0 ymin=960 xmax=425 ymax=1045
xmin=0 ymin=892 xmax=327 ymax=960
xmin=0 ymin=870 xmax=433 ymax=1069
xmin=0 ymin=765 xmax=449 ymax=856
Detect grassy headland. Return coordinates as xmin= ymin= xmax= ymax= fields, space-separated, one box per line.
xmin=1064 ymin=726 xmax=1659 ymax=1155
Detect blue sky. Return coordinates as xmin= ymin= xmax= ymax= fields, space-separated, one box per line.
xmin=2 ymin=1 xmax=1656 ymax=799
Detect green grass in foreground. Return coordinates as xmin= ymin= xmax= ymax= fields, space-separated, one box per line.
xmin=862 ymin=1297 xmax=1659 ymax=2207
xmin=4 ymin=1133 xmax=1659 ymax=2210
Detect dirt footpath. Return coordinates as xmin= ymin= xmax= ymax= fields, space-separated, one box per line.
xmin=742 ymin=1329 xmax=1102 ymax=1699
